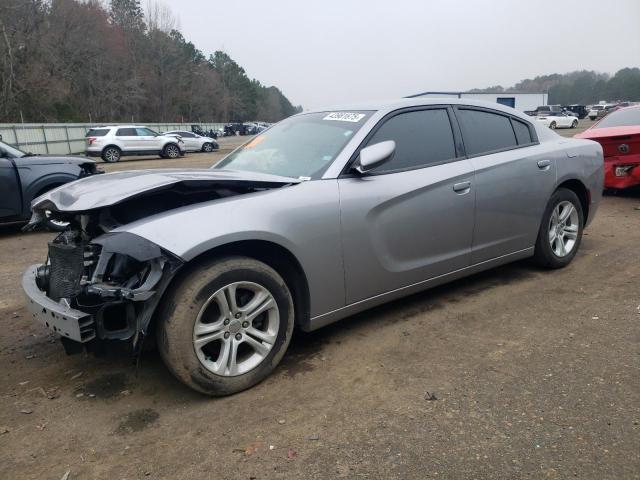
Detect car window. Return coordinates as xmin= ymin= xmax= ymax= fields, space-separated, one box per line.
xmin=594 ymin=108 xmax=640 ymax=129
xmin=457 ymin=109 xmax=517 ymax=156
xmin=136 ymin=128 xmax=158 ymax=136
xmin=116 ymin=128 xmax=137 ymax=136
xmin=0 ymin=140 xmax=27 ymax=158
xmin=512 ymin=119 xmax=533 ymax=145
xmin=86 ymin=128 xmax=109 ymax=137
xmin=363 ymin=109 xmax=456 ymax=173
xmin=177 ymin=131 xmax=195 ymax=138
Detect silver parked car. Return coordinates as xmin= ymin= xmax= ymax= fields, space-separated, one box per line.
xmin=22 ymin=99 xmax=604 ymax=396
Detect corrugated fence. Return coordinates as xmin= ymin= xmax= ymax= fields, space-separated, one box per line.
xmin=0 ymin=123 xmax=227 ymax=155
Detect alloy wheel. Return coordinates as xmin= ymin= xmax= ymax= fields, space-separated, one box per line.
xmin=104 ymin=147 xmax=120 ymax=162
xmin=166 ymin=145 xmax=180 ymax=158
xmin=548 ymin=201 xmax=579 ymax=257
xmin=193 ymin=281 xmax=279 ymax=376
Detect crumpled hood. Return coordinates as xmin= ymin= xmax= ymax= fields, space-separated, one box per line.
xmin=31 ymin=168 xmax=300 ymax=213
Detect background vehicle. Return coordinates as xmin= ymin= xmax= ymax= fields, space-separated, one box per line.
xmin=536 ymin=111 xmax=579 ymax=129
xmin=223 ymin=123 xmax=250 ymax=136
xmin=0 ymin=140 xmax=99 ymax=230
xmin=23 ymin=99 xmax=603 ymax=396
xmin=164 ymin=130 xmax=219 ymax=152
xmin=563 ymin=104 xmax=588 ymax=119
xmin=85 ymin=125 xmax=185 ymax=162
xmin=524 ymin=105 xmax=563 ymax=116
xmin=575 ymin=105 xmax=640 ymax=189
xmin=588 ymin=104 xmax=616 ymax=120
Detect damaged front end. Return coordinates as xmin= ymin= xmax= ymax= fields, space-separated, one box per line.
xmin=21 ymin=168 xmax=300 ymax=355
xmin=23 ymin=214 xmax=183 ymax=355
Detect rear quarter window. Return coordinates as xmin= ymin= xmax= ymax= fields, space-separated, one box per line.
xmin=457 ymin=109 xmax=517 ymax=156
xmin=512 ymin=119 xmax=534 ymax=145
xmin=116 ymin=128 xmax=137 ymax=136
xmin=86 ymin=129 xmax=109 ymax=137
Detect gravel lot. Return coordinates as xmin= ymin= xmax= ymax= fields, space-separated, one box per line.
xmin=1 ymin=119 xmax=639 ymax=479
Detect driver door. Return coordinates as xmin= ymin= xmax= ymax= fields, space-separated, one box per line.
xmin=338 ymin=107 xmax=475 ymax=304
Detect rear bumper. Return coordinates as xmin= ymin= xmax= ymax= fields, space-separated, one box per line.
xmin=22 ymin=265 xmax=95 ymax=343
xmin=604 ymin=156 xmax=640 ymax=189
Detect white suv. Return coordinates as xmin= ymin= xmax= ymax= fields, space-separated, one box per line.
xmin=85 ymin=125 xmax=186 ymax=163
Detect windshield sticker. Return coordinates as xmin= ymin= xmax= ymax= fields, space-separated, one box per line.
xmin=323 ymin=112 xmax=366 ymax=122
xmin=242 ymin=135 xmax=267 ymax=149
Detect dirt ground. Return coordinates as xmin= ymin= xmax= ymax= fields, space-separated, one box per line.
xmin=1 ymin=120 xmax=639 ymax=479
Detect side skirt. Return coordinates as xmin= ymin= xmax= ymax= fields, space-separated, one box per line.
xmin=306 ymin=247 xmax=534 ymax=331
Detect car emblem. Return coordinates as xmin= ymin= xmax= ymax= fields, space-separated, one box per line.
xmin=618 ymin=144 xmax=630 ymax=153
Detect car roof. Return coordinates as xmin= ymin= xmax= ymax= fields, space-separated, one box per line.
xmin=304 ymin=97 xmax=535 ymax=121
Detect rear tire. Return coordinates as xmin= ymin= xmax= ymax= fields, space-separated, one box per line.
xmin=532 ymin=188 xmax=584 ymax=269
xmin=163 ymin=143 xmax=181 ymax=159
xmin=549 ymin=121 xmax=557 ymax=130
xmin=101 ymin=146 xmax=121 ymax=163
xmin=157 ymin=256 xmax=295 ymax=396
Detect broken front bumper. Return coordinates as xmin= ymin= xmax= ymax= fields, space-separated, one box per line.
xmin=22 ymin=265 xmax=95 ymax=343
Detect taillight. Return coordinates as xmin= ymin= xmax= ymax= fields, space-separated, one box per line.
xmin=87 ymin=137 xmax=96 ymax=145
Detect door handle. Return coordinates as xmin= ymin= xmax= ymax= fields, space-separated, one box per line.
xmin=537 ymin=159 xmax=551 ymax=169
xmin=453 ymin=181 xmax=471 ymax=193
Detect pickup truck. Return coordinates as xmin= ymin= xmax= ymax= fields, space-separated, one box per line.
xmin=524 ymin=105 xmax=564 ymax=116
xmin=0 ymin=139 xmax=99 ymax=230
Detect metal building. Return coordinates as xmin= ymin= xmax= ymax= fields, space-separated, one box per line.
xmin=407 ymin=91 xmax=548 ymax=112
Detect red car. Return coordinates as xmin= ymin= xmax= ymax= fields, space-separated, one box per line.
xmin=574 ymin=105 xmax=640 ymax=189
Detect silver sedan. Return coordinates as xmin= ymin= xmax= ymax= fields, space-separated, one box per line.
xmin=24 ymin=98 xmax=604 ymax=395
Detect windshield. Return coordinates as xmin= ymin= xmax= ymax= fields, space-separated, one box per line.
xmin=214 ymin=111 xmax=373 ymax=178
xmin=595 ymin=108 xmax=640 ymax=129
xmin=0 ymin=140 xmax=27 ymax=158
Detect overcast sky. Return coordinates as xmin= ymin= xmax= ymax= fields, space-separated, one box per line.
xmin=155 ymin=0 xmax=640 ymax=110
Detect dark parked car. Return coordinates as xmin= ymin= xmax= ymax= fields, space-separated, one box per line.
xmin=563 ymin=105 xmax=588 ymax=119
xmin=524 ymin=105 xmax=564 ymax=116
xmin=224 ymin=123 xmax=249 ymax=136
xmin=0 ymin=139 xmax=99 ymax=230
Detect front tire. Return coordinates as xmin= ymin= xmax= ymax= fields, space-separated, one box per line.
xmin=571 ymin=120 xmax=578 ymax=128
xmin=202 ymin=142 xmax=214 ymax=152
xmin=101 ymin=146 xmax=121 ymax=163
xmin=549 ymin=121 xmax=557 ymax=130
xmin=157 ymin=256 xmax=295 ymax=396
xmin=532 ymin=188 xmax=584 ymax=269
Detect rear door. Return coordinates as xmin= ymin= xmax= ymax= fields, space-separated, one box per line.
xmin=115 ymin=128 xmax=138 ymax=152
xmin=454 ymin=106 xmax=556 ymax=263
xmin=338 ymin=107 xmax=475 ymax=303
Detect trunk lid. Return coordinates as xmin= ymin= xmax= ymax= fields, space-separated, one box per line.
xmin=576 ymin=126 xmax=640 ymax=158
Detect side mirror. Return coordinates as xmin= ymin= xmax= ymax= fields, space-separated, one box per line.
xmin=354 ymin=140 xmax=396 ymax=174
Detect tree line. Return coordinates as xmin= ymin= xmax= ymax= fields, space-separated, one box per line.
xmin=468 ymin=68 xmax=640 ymax=105
xmin=0 ymin=0 xmax=302 ymax=123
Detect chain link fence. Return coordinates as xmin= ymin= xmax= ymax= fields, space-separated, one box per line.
xmin=0 ymin=123 xmax=227 ymax=155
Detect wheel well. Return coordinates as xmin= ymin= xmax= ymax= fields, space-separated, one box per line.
xmin=557 ymin=179 xmax=589 ymax=222
xmin=35 ymin=183 xmax=64 ymax=198
xmin=185 ymin=240 xmax=311 ymax=328
xmin=102 ymin=145 xmax=121 ymax=152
